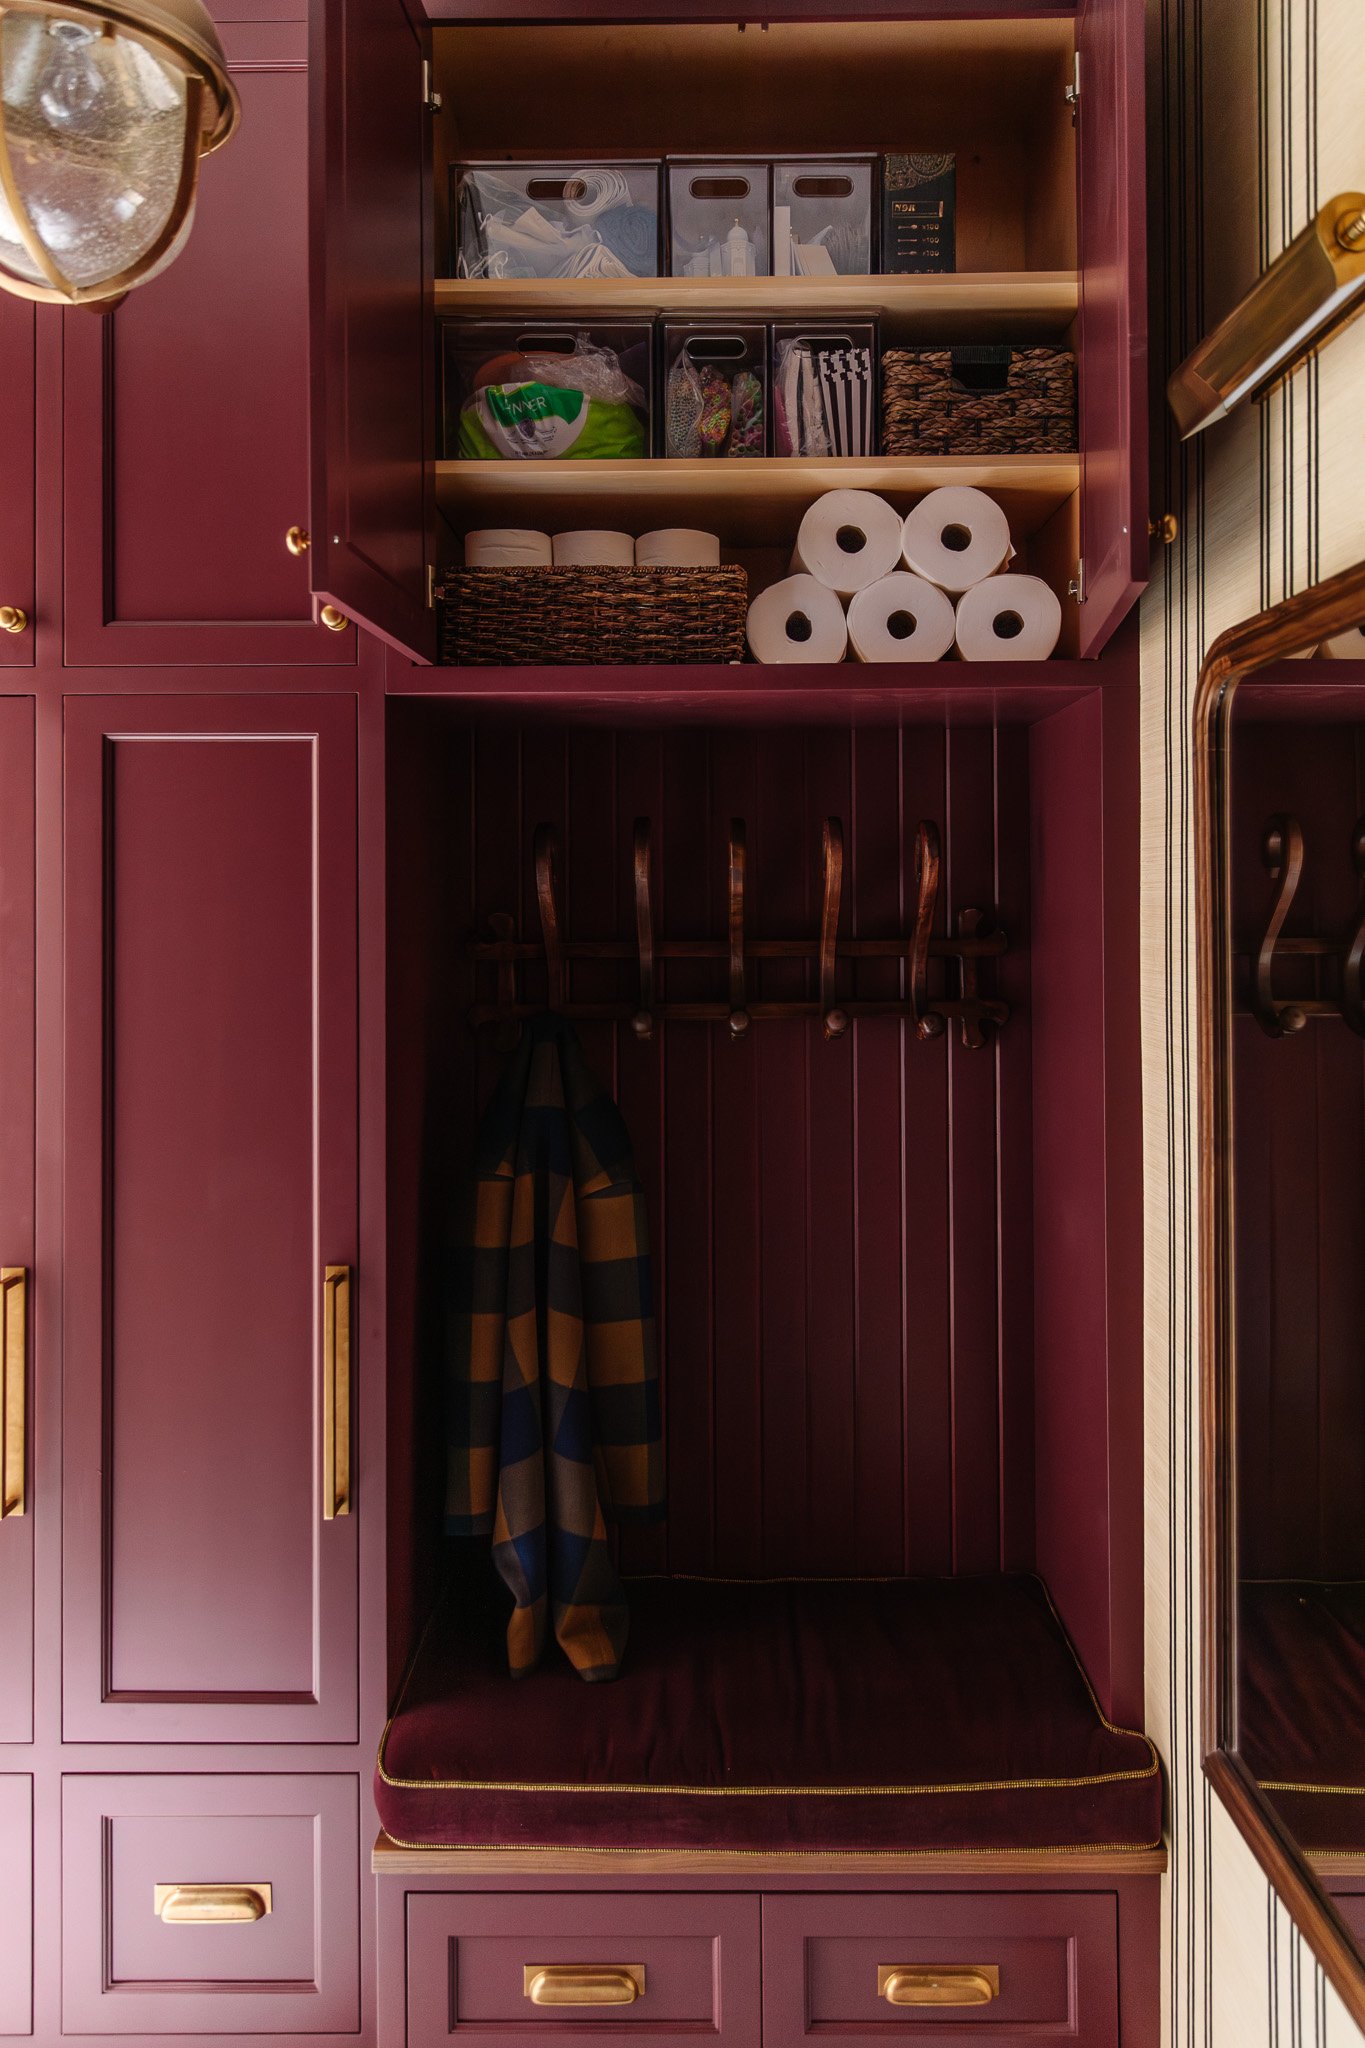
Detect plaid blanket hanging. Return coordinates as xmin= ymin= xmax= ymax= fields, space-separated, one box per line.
xmin=446 ymin=1015 xmax=663 ymax=1681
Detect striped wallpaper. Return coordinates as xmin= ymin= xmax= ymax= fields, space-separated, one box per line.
xmin=1141 ymin=0 xmax=1365 ymax=2042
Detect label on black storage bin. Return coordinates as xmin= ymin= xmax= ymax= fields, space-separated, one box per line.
xmin=881 ymin=153 xmax=956 ymax=273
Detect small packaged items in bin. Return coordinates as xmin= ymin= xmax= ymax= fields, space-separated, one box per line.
xmin=443 ymin=324 xmax=653 ymax=460
xmin=773 ymin=160 xmax=874 ymax=276
xmin=771 ymin=323 xmax=878 ymax=457
xmin=661 ymin=325 xmax=766 ymax=458
xmin=668 ymin=161 xmax=770 ymax=277
xmin=452 ymin=161 xmax=662 ymax=280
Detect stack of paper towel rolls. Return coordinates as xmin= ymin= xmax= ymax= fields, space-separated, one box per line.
xmin=745 ymin=487 xmax=1062 ymax=664
xmin=463 ymin=528 xmax=722 ymax=569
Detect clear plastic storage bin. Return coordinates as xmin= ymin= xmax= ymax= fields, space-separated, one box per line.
xmin=442 ymin=322 xmax=654 ymax=460
xmin=659 ymin=324 xmax=767 ymax=458
xmin=451 ymin=161 xmax=662 ymax=280
xmin=667 ymin=161 xmax=771 ymax=278
xmin=770 ymin=320 xmax=879 ymax=457
xmin=772 ymin=159 xmax=875 ymax=277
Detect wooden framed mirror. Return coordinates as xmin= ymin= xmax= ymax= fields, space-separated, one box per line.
xmin=1196 ymin=557 xmax=1365 ymax=2032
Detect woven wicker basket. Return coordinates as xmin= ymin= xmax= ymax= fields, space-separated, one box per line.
xmin=439 ymin=565 xmax=749 ymax=666
xmin=881 ymin=346 xmax=1076 ymax=455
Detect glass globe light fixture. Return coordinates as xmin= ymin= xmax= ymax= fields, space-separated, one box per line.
xmin=0 ymin=0 xmax=238 ymax=306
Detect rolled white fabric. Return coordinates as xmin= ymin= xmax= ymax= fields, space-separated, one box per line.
xmin=1321 ymin=625 xmax=1365 ymax=659
xmin=790 ymin=489 xmax=903 ymax=597
xmin=635 ymin=528 xmax=721 ymax=569
xmin=954 ymin=574 xmax=1062 ymax=662
xmin=464 ymin=528 xmax=553 ymax=568
xmin=847 ymin=573 xmax=956 ymax=663
xmin=746 ymin=574 xmax=849 ymax=664
xmin=901 ymin=486 xmax=1013 ymax=593
xmin=552 ymin=530 xmax=635 ymax=568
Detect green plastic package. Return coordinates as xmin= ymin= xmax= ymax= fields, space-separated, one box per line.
xmin=458 ymin=378 xmax=645 ymax=459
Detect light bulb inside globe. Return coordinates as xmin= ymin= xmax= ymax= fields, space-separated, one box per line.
xmin=0 ymin=0 xmax=237 ymax=305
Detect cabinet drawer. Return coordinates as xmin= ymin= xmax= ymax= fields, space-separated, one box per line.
xmin=763 ymin=1892 xmax=1118 ymax=2044
xmin=406 ymin=1892 xmax=760 ymax=2046
xmin=62 ymin=1774 xmax=359 ymax=2035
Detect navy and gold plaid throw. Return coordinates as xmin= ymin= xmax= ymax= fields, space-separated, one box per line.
xmin=446 ymin=1016 xmax=663 ymax=1682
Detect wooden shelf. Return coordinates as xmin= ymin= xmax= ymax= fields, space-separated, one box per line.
xmin=436 ymin=454 xmax=1079 ymax=544
xmin=435 ymin=271 xmax=1079 ymax=342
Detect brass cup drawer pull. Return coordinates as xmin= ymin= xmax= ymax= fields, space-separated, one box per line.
xmin=878 ymin=1964 xmax=1000 ymax=2007
xmin=523 ymin=1963 xmax=645 ymax=2007
xmin=0 ymin=1267 xmax=26 ymax=1519
xmin=154 ymin=1882 xmax=273 ymax=1923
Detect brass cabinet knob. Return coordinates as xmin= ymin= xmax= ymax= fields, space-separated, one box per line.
xmin=1148 ymin=513 xmax=1179 ymax=544
xmin=0 ymin=607 xmax=28 ymax=635
xmin=285 ymin=525 xmax=311 ymax=556
xmin=319 ymin=604 xmax=348 ymax=633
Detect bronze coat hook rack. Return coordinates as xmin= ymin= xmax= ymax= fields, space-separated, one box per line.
xmin=470 ymin=817 xmax=1010 ymax=1048
xmin=1242 ymin=810 xmax=1365 ymax=1036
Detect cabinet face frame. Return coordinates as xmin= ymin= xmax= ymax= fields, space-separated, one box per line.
xmin=61 ymin=694 xmax=359 ymax=1742
xmin=0 ymin=303 xmax=35 ymax=671
xmin=0 ymin=701 xmax=35 ymax=1745
xmin=1195 ymin=558 xmax=1365 ymax=2036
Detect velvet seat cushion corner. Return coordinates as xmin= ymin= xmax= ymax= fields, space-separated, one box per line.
xmin=374 ymin=1571 xmax=1163 ymax=1855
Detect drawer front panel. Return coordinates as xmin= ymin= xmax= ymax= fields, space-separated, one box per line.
xmin=763 ymin=1891 xmax=1119 ymax=2044
xmin=62 ymin=1774 xmax=359 ymax=2035
xmin=407 ymin=1893 xmax=760 ymax=2046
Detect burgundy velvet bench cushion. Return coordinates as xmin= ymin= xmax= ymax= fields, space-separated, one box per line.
xmin=1240 ymin=1579 xmax=1365 ymax=1853
xmin=375 ymin=1573 xmax=1162 ymax=1854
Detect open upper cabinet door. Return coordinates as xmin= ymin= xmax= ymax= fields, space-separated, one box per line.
xmin=310 ymin=0 xmax=435 ymax=662
xmin=1075 ymin=0 xmax=1148 ymax=655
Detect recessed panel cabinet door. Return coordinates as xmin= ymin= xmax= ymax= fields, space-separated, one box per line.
xmin=62 ymin=21 xmax=357 ymax=666
xmin=309 ymin=0 xmax=436 ymax=660
xmin=63 ymin=696 xmax=358 ymax=1741
xmin=0 ymin=702 xmax=35 ymax=1746
xmin=0 ymin=302 xmax=34 ymax=670
xmin=0 ymin=1778 xmax=31 ymax=2036
xmin=1075 ymin=0 xmax=1148 ymax=654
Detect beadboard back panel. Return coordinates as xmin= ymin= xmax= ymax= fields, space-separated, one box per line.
xmin=1230 ymin=719 xmax=1365 ymax=1582
xmin=387 ymin=707 xmax=1036 ymax=1606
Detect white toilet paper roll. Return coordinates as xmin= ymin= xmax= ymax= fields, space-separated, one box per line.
xmin=552 ymin=530 xmax=635 ymax=568
xmin=847 ymin=573 xmax=956 ymax=664
xmin=1321 ymin=625 xmax=1365 ymax=659
xmin=790 ymin=489 xmax=903 ymax=597
xmin=635 ymin=528 xmax=721 ymax=569
xmin=901 ymin=487 xmax=1013 ymax=593
xmin=954 ymin=574 xmax=1062 ymax=662
xmin=746 ymin=574 xmax=849 ymax=665
xmin=464 ymin=528 xmax=553 ymax=568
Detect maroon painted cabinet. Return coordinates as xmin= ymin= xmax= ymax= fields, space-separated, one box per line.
xmin=0 ymin=1777 xmax=31 ymax=2037
xmin=62 ymin=695 xmax=359 ymax=1742
xmin=0 ymin=701 xmax=35 ymax=1747
xmin=62 ymin=18 xmax=358 ymax=666
xmin=0 ymin=303 xmax=34 ymax=670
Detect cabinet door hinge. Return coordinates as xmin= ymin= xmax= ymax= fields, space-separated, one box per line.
xmin=1068 ymin=560 xmax=1086 ymax=605
xmin=422 ymin=59 xmax=442 ymax=115
xmin=1065 ymin=52 xmax=1080 ymax=123
xmin=426 ymin=563 xmax=436 ymax=610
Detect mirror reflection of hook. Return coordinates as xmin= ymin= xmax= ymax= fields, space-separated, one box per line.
xmin=632 ymin=817 xmax=654 ymax=1041
xmin=1251 ymin=814 xmax=1308 ymax=1038
xmin=728 ymin=819 xmax=749 ymax=1038
xmin=534 ymin=823 xmax=565 ymax=1014
xmin=820 ymin=818 xmax=847 ymax=1040
xmin=909 ymin=821 xmax=945 ymax=1042
xmin=1341 ymin=816 xmax=1365 ymax=1036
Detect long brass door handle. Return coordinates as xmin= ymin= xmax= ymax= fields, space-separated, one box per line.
xmin=878 ymin=1964 xmax=1000 ymax=2007
xmin=523 ymin=1964 xmax=645 ymax=2006
xmin=0 ymin=1268 xmax=26 ymax=1518
xmin=154 ymin=1882 xmax=273 ymax=1923
xmin=323 ymin=1265 xmax=351 ymax=1519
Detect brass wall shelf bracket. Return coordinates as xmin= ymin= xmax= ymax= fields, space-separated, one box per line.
xmin=469 ymin=817 xmax=1009 ymax=1048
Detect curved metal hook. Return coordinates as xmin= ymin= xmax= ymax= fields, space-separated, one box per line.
xmin=632 ymin=817 xmax=654 ymax=1041
xmin=1252 ymin=814 xmax=1307 ymax=1038
xmin=909 ymin=820 xmax=945 ymax=1041
xmin=534 ymin=823 xmax=565 ymax=1014
xmin=728 ymin=818 xmax=749 ymax=1038
xmin=1341 ymin=816 xmax=1365 ymax=1036
xmin=820 ymin=817 xmax=847 ymax=1039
